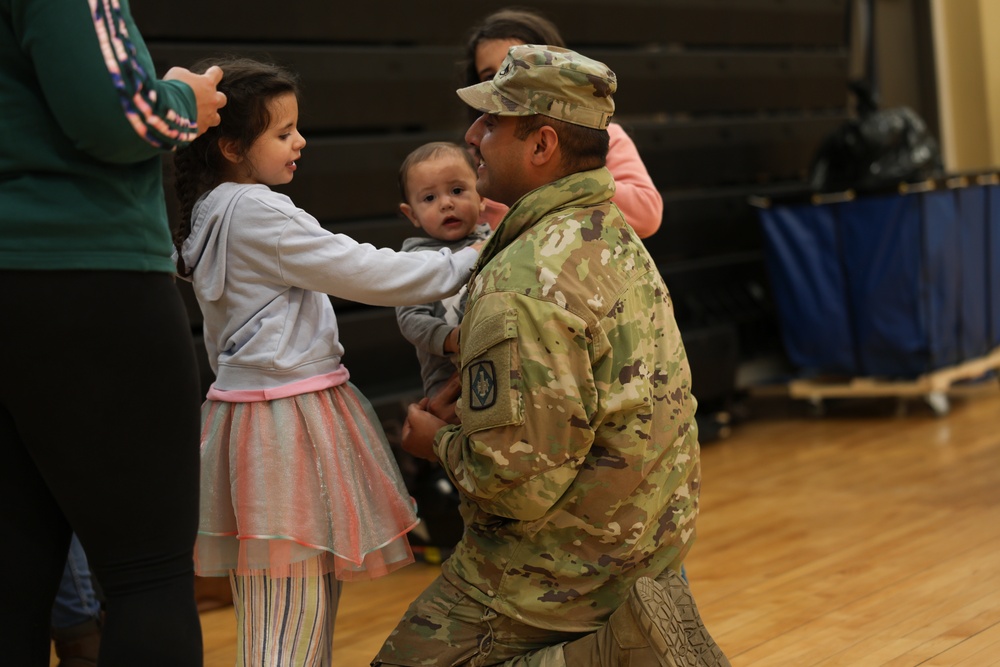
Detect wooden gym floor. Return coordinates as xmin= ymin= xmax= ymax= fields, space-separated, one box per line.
xmin=54 ymin=381 xmax=1000 ymax=666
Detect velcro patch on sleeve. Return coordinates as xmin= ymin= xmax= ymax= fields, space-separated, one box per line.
xmin=460 ymin=308 xmax=523 ymax=434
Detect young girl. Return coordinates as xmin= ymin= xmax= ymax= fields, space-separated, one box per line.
xmin=172 ymin=57 xmax=479 ymax=666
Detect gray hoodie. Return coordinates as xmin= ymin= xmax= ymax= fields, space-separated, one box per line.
xmin=180 ymin=183 xmax=477 ymax=393
xmin=395 ymin=224 xmax=491 ymax=398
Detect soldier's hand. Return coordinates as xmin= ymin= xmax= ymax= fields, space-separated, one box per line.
xmin=426 ymin=372 xmax=461 ymax=425
xmin=401 ymin=400 xmax=446 ymax=461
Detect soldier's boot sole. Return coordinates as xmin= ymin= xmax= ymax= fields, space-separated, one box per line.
xmin=624 ymin=576 xmax=695 ymax=667
xmin=560 ymin=576 xmax=688 ymax=667
xmin=651 ymin=570 xmax=732 ymax=667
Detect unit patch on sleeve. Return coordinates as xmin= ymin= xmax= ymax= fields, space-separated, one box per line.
xmin=468 ymin=360 xmax=497 ymax=410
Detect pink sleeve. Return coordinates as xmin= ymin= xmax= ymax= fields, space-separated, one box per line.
xmin=606 ymin=123 xmax=664 ymax=239
xmin=481 ymin=198 xmax=508 ymax=231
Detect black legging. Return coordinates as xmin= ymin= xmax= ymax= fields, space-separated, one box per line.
xmin=0 ymin=270 xmax=204 ymax=667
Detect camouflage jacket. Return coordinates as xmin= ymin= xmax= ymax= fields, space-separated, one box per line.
xmin=434 ymin=167 xmax=702 ymax=631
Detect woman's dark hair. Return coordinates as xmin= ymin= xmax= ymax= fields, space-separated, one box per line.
xmin=398 ymin=141 xmax=477 ymax=203
xmin=461 ymin=9 xmax=606 ymax=172
xmin=172 ymin=56 xmax=299 ymax=276
xmin=461 ymin=8 xmax=566 ymax=88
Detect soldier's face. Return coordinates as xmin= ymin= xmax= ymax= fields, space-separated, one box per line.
xmin=465 ymin=113 xmax=533 ymax=207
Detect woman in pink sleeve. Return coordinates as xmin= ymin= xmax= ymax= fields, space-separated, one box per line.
xmin=464 ymin=7 xmax=664 ymax=238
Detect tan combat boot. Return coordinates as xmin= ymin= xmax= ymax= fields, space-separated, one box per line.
xmin=562 ymin=571 xmax=730 ymax=666
xmin=652 ymin=570 xmax=731 ymax=667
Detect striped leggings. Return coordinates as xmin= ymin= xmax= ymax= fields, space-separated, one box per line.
xmin=230 ymin=557 xmax=343 ymax=667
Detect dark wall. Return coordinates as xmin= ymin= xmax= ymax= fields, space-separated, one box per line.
xmin=136 ymin=0 xmax=852 ymax=411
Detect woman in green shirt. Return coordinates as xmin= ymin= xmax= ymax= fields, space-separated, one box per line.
xmin=0 ymin=1 xmax=225 ymax=664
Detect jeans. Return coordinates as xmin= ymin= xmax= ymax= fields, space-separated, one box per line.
xmin=51 ymin=534 xmax=102 ymax=630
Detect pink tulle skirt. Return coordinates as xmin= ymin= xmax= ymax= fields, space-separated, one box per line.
xmin=195 ymin=382 xmax=416 ymax=581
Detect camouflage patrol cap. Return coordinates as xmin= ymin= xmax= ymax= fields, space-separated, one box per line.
xmin=456 ymin=44 xmax=616 ymax=130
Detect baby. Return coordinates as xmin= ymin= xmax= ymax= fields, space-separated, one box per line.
xmin=395 ymin=141 xmax=491 ymax=418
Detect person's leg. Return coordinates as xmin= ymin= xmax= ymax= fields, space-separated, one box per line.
xmin=375 ymin=570 xmax=727 ymax=667
xmin=0 ymin=271 xmax=204 ymax=667
xmin=446 ymin=570 xmax=727 ymax=667
xmin=0 ymin=402 xmax=71 ymax=667
xmin=230 ymin=556 xmax=341 ymax=666
xmin=372 ymin=574 xmax=581 ymax=667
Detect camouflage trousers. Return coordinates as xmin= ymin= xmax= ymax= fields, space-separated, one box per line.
xmin=371 ymin=574 xmax=592 ymax=666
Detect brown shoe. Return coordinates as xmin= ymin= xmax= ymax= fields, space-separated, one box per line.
xmin=51 ymin=617 xmax=101 ymax=667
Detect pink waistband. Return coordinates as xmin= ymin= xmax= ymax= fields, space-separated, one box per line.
xmin=206 ymin=367 xmax=351 ymax=403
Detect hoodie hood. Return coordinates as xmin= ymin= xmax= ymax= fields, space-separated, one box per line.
xmin=180 ymin=182 xmax=261 ymax=303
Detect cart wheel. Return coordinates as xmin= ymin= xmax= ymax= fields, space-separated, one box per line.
xmin=925 ymin=391 xmax=950 ymax=416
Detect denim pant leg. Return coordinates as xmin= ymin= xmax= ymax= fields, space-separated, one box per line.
xmin=51 ymin=534 xmax=102 ymax=629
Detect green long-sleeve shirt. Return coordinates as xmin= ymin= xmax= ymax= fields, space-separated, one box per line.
xmin=0 ymin=0 xmax=197 ymax=271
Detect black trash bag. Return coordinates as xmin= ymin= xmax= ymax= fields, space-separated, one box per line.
xmin=808 ymin=81 xmax=943 ymax=193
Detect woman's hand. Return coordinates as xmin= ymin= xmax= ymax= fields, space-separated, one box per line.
xmin=164 ymin=65 xmax=227 ymax=137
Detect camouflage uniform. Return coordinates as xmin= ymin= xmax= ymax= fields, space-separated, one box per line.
xmin=373 ymin=44 xmax=707 ymax=667
xmin=374 ymin=167 xmax=701 ymax=666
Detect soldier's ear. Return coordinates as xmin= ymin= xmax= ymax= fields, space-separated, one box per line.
xmin=529 ymin=125 xmax=559 ymax=167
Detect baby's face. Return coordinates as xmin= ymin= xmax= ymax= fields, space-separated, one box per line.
xmin=402 ymin=153 xmax=483 ymax=242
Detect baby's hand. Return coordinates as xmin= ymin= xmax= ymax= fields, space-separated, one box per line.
xmin=443 ymin=327 xmax=461 ymax=356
